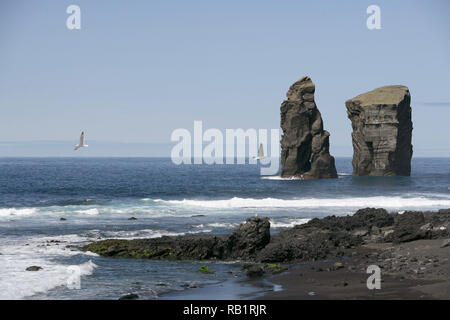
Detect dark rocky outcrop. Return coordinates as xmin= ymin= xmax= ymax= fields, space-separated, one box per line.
xmin=243 ymin=263 xmax=288 ymax=278
xmin=26 ymin=266 xmax=42 ymax=271
xmin=441 ymin=239 xmax=450 ymax=248
xmin=226 ymin=215 xmax=270 ymax=259
xmin=259 ymin=208 xmax=450 ymax=262
xmin=83 ymin=217 xmax=270 ymax=261
xmin=346 ymin=85 xmax=413 ymax=176
xmin=386 ymin=210 xmax=450 ymax=244
xmin=118 ymin=293 xmax=139 ymax=300
xmin=257 ymin=208 xmax=391 ymax=262
xmin=83 ymin=209 xmax=450 ymax=263
xmin=280 ymin=76 xmax=337 ymax=179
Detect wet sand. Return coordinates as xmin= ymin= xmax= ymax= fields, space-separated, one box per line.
xmin=158 ymin=276 xmax=275 ymax=300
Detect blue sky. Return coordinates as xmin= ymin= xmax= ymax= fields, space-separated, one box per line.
xmin=1 ymin=0 xmax=449 ymax=156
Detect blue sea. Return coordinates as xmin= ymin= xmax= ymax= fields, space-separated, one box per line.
xmin=0 ymin=157 xmax=449 ymax=299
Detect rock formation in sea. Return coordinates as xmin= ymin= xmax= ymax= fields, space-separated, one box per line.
xmin=346 ymin=85 xmax=413 ymax=176
xmin=280 ymin=76 xmax=338 ymax=179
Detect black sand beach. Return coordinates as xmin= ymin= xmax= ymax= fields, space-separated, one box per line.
xmin=260 ymin=239 xmax=450 ymax=300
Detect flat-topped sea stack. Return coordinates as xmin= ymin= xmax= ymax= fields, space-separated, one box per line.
xmin=346 ymin=85 xmax=413 ymax=176
xmin=280 ymin=76 xmax=337 ymax=179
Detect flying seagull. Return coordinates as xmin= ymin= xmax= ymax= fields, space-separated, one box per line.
xmin=253 ymin=143 xmax=266 ymax=161
xmin=74 ymin=131 xmax=88 ymax=151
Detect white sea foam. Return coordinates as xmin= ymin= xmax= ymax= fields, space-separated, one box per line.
xmin=261 ymin=173 xmax=352 ymax=180
xmin=260 ymin=176 xmax=302 ymax=180
xmin=0 ymin=208 xmax=38 ymax=217
xmin=0 ymin=258 xmax=96 ymax=300
xmin=0 ymin=234 xmax=97 ymax=258
xmin=269 ymin=218 xmax=311 ymax=228
xmin=105 ymin=207 xmax=177 ymax=216
xmin=194 ymin=219 xmax=309 ymax=229
xmin=156 ymin=196 xmax=450 ymax=210
xmin=0 ymin=206 xmax=100 ymax=219
xmin=0 ymin=234 xmax=97 ymax=299
xmin=76 ymin=208 xmax=99 ymax=215
xmin=85 ymin=228 xmax=213 ymax=241
xmin=0 ymin=203 xmax=191 ymax=221
xmin=101 ymin=229 xmax=185 ymax=239
xmin=206 ymin=222 xmax=240 ymax=228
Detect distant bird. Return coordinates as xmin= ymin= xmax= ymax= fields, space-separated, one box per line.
xmin=74 ymin=131 xmax=88 ymax=150
xmin=253 ymin=143 xmax=266 ymax=161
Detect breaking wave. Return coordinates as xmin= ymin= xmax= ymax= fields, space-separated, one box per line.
xmin=0 ymin=208 xmax=38 ymax=217
xmin=155 ymin=196 xmax=450 ymax=210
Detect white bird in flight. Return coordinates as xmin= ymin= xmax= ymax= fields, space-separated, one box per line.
xmin=74 ymin=131 xmax=88 ymax=151
xmin=253 ymin=143 xmax=266 ymax=161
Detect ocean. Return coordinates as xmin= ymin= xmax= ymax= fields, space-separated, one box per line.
xmin=0 ymin=157 xmax=449 ymax=299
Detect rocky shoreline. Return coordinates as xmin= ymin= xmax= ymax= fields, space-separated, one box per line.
xmin=83 ymin=216 xmax=271 ymax=261
xmin=83 ymin=208 xmax=450 ymax=263
xmin=82 ymin=208 xmax=450 ymax=299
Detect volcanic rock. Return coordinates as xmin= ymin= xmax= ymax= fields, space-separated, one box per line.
xmin=346 ymin=85 xmax=413 ymax=176
xmin=82 ymin=208 xmax=450 ymax=264
xmin=280 ymin=76 xmax=337 ymax=179
xmin=119 ymin=293 xmax=139 ymax=300
xmin=83 ymin=217 xmax=270 ymax=261
xmin=26 ymin=266 xmax=42 ymax=271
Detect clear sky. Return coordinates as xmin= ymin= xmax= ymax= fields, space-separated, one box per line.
xmin=1 ymin=0 xmax=449 ymax=157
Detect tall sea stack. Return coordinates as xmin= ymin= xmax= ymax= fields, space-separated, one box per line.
xmin=346 ymin=85 xmax=413 ymax=176
xmin=280 ymin=76 xmax=337 ymax=179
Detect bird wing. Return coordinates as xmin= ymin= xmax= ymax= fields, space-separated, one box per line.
xmin=79 ymin=132 xmax=85 ymax=145
xmin=258 ymin=143 xmax=264 ymax=157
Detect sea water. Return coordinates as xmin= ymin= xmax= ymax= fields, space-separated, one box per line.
xmin=0 ymin=157 xmax=449 ymax=299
